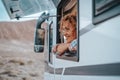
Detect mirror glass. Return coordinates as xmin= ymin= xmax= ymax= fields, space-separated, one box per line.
xmin=34 ymin=28 xmax=45 ymax=52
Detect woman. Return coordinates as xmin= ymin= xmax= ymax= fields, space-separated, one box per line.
xmin=52 ymin=13 xmax=77 ymax=56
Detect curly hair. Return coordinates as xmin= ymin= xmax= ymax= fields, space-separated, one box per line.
xmin=60 ymin=13 xmax=76 ymax=31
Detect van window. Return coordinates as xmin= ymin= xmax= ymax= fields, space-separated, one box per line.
xmin=54 ymin=0 xmax=79 ymax=62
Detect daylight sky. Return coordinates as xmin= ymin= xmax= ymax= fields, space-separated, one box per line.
xmin=0 ymin=0 xmax=10 ymax=21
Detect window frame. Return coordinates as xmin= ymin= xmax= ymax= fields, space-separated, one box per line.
xmin=92 ymin=0 xmax=120 ymax=24
xmin=56 ymin=0 xmax=79 ymax=62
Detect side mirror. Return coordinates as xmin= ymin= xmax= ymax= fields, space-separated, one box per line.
xmin=34 ymin=12 xmax=49 ymax=53
xmin=34 ymin=28 xmax=45 ymax=52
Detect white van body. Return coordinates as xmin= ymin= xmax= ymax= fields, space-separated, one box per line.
xmin=44 ymin=0 xmax=120 ymax=80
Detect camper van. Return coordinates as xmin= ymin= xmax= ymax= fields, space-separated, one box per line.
xmin=42 ymin=0 xmax=120 ymax=80
xmin=2 ymin=0 xmax=120 ymax=80
xmin=34 ymin=0 xmax=120 ymax=80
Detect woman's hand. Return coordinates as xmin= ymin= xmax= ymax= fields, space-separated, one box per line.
xmin=52 ymin=43 xmax=70 ymax=56
xmin=52 ymin=44 xmax=58 ymax=53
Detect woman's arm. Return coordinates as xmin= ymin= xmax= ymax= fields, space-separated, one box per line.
xmin=68 ymin=39 xmax=77 ymax=52
xmin=52 ymin=43 xmax=70 ymax=56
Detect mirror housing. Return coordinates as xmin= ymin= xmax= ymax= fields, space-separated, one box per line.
xmin=34 ymin=12 xmax=49 ymax=53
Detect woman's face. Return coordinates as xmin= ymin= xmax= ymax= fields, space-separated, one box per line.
xmin=60 ymin=21 xmax=76 ymax=43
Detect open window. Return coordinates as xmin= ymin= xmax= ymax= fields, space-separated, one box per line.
xmin=55 ymin=0 xmax=79 ymax=62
